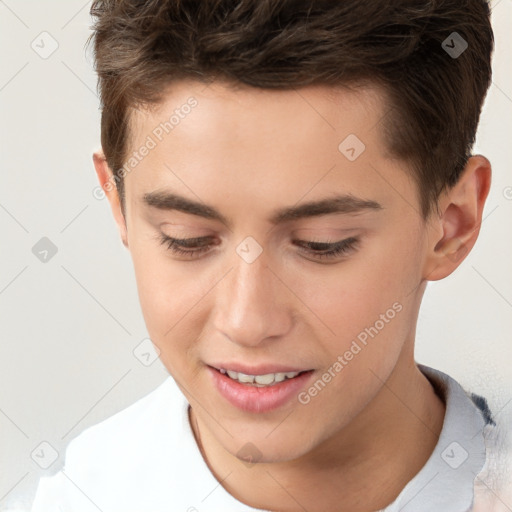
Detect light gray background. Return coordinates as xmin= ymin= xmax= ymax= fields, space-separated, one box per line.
xmin=0 ymin=1 xmax=511 ymax=510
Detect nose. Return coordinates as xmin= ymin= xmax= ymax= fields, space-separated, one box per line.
xmin=212 ymin=248 xmax=293 ymax=348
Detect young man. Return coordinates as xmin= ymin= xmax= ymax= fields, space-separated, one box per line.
xmin=31 ymin=1 xmax=511 ymax=511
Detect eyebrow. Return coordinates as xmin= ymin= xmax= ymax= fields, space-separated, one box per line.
xmin=142 ymin=190 xmax=383 ymax=229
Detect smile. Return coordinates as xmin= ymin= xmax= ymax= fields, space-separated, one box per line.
xmin=219 ymin=369 xmax=305 ymax=386
xmin=208 ymin=365 xmax=315 ymax=413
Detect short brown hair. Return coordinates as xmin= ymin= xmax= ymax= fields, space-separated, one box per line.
xmin=88 ymin=0 xmax=494 ymax=218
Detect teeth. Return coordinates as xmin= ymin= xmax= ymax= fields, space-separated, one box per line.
xmin=220 ymin=369 xmax=302 ymax=386
xmin=255 ymin=373 xmax=275 ymax=385
xmin=237 ymin=372 xmax=255 ymax=384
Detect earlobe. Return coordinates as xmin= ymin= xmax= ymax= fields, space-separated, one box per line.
xmin=92 ymin=149 xmax=129 ymax=248
xmin=423 ymin=155 xmax=491 ymax=281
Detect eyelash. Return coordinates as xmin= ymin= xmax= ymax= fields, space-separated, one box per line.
xmin=158 ymin=234 xmax=359 ymax=261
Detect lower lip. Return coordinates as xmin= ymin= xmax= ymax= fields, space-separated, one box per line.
xmin=207 ymin=366 xmax=314 ymax=413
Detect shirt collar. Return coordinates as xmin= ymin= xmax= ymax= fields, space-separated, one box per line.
xmin=380 ymin=364 xmax=489 ymax=512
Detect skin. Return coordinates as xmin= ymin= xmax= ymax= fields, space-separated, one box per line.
xmin=94 ymin=78 xmax=491 ymax=512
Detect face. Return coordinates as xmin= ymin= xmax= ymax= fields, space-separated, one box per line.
xmin=118 ymin=79 xmax=430 ymax=462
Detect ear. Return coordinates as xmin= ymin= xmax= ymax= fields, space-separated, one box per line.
xmin=423 ymin=155 xmax=491 ymax=281
xmin=92 ymin=149 xmax=129 ymax=248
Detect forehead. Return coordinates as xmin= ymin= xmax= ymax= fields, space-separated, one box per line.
xmin=127 ymin=79 xmax=389 ymax=155
xmin=123 ymin=79 xmax=410 ymax=223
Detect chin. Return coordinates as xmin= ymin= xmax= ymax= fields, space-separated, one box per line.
xmin=223 ymin=428 xmax=319 ymax=465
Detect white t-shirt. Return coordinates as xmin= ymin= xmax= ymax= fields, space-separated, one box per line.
xmin=30 ymin=365 xmax=510 ymax=512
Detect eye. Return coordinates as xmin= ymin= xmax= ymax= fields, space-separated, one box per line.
xmin=158 ymin=234 xmax=359 ymax=261
xmin=292 ymin=236 xmax=359 ymax=261
xmin=158 ymin=234 xmax=215 ymax=258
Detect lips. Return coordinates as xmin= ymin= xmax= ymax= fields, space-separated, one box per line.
xmin=207 ymin=364 xmax=315 ymax=413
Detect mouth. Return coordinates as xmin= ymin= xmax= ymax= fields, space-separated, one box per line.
xmin=207 ymin=364 xmax=315 ymax=413
xmin=214 ymin=367 xmax=311 ymax=387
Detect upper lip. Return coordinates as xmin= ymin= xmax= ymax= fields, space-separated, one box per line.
xmin=208 ymin=363 xmax=313 ymax=375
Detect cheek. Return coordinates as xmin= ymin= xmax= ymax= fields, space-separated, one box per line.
xmin=295 ymin=261 xmax=415 ymax=424
xmin=301 ymin=250 xmax=415 ymax=332
xmin=297 ymin=233 xmax=422 ymax=363
xmin=129 ymin=242 xmax=209 ymax=364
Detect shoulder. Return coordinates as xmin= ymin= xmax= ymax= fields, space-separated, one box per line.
xmin=31 ymin=376 xmax=190 ymax=512
xmin=418 ymin=365 xmax=512 ymax=511
xmin=459 ymin=375 xmax=512 ymax=511
xmin=473 ymin=412 xmax=512 ymax=511
xmin=72 ymin=377 xmax=175 ymax=439
xmin=65 ymin=376 xmax=181 ymax=465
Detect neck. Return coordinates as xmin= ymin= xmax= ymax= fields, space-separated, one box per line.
xmin=189 ymin=356 xmax=445 ymax=512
